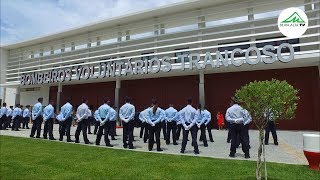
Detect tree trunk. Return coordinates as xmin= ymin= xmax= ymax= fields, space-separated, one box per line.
xmin=263 ymin=139 xmax=267 ymax=180
xmin=256 ymin=130 xmax=263 ymax=180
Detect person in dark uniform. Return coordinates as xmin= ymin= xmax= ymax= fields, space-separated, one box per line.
xmin=195 ymin=104 xmax=208 ymax=147
xmin=30 ymin=98 xmax=43 ymax=138
xmin=43 ymin=100 xmax=56 ymax=140
xmin=176 ymin=106 xmax=184 ymax=140
xmin=265 ymin=109 xmax=278 ymax=145
xmin=0 ymin=103 xmax=7 ymax=130
xmin=165 ymin=104 xmax=178 ymax=145
xmin=11 ymin=104 xmax=22 ymax=131
xmin=96 ymin=99 xmax=113 ymax=147
xmin=180 ymin=98 xmax=199 ymax=154
xmin=108 ymin=104 xmax=117 ymax=140
xmin=139 ymin=106 xmax=151 ymax=143
xmin=235 ymin=109 xmax=252 ymax=149
xmin=57 ymin=98 xmax=73 ymax=142
xmin=93 ymin=108 xmax=100 ymax=135
xmin=75 ymin=98 xmax=92 ymax=144
xmin=4 ymin=106 xmax=13 ymax=129
xmin=200 ymin=107 xmax=214 ymax=142
xmin=146 ymin=100 xmax=164 ymax=151
xmin=225 ymin=99 xmax=250 ymax=158
xmin=119 ymin=97 xmax=135 ymax=149
xmin=22 ymin=105 xmax=31 ymax=129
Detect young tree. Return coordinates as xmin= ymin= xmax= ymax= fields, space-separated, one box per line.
xmin=234 ymin=79 xmax=299 ymax=180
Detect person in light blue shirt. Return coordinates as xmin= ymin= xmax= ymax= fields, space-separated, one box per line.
xmin=119 ymin=97 xmax=135 ymax=149
xmin=165 ymin=104 xmax=178 ymax=145
xmin=203 ymin=108 xmax=214 ymax=142
xmin=30 ymin=98 xmax=43 ymax=138
xmin=225 ymin=99 xmax=250 ymax=159
xmin=108 ymin=103 xmax=117 ymax=140
xmin=160 ymin=108 xmax=167 ymax=141
xmin=139 ymin=106 xmax=151 ymax=143
xmin=42 ymin=100 xmax=55 ymax=140
xmin=180 ymin=98 xmax=199 ymax=154
xmin=58 ymin=98 xmax=73 ymax=142
xmin=96 ymin=99 xmax=113 ymax=147
xmin=176 ymin=107 xmax=184 ymax=140
xmin=93 ymin=109 xmax=100 ymax=135
xmin=195 ymin=104 xmax=208 ymax=147
xmin=146 ymin=99 xmax=163 ymax=152
xmin=0 ymin=103 xmax=7 ymax=130
xmin=4 ymin=106 xmax=13 ymax=129
xmin=11 ymin=104 xmax=22 ymax=131
xmin=22 ymin=105 xmax=31 ymax=129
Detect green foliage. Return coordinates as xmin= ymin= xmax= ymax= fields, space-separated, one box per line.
xmin=234 ymin=79 xmax=299 ymax=129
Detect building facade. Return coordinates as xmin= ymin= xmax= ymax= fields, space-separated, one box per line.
xmin=0 ymin=0 xmax=319 ymax=130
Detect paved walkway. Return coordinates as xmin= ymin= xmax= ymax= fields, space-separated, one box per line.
xmin=1 ymin=124 xmax=318 ymax=165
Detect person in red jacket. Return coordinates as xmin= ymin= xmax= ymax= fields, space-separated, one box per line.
xmin=217 ymin=112 xmax=225 ymax=130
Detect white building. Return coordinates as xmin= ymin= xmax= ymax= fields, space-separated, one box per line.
xmin=0 ymin=0 xmax=319 ymax=130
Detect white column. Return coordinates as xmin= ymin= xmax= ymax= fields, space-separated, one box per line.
xmin=115 ymin=78 xmax=121 ymax=125
xmin=199 ymin=71 xmax=205 ymax=108
xmin=56 ymin=83 xmax=62 ymax=112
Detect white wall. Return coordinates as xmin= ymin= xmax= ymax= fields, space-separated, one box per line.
xmin=20 ymin=86 xmax=49 ymax=106
xmin=4 ymin=88 xmax=16 ymax=107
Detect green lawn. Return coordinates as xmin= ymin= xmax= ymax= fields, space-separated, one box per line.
xmin=0 ymin=136 xmax=319 ymax=179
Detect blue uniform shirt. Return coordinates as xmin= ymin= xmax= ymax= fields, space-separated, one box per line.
xmin=165 ymin=107 xmax=178 ymax=122
xmin=109 ymin=107 xmax=117 ymax=121
xmin=225 ymin=104 xmax=245 ymax=124
xmin=43 ymin=104 xmax=55 ymax=120
xmin=119 ymin=103 xmax=135 ymax=123
xmin=97 ymin=104 xmax=111 ymax=123
xmin=147 ymin=107 xmax=163 ymax=125
xmin=180 ymin=105 xmax=197 ymax=129
xmin=59 ymin=102 xmax=73 ymax=121
xmin=0 ymin=107 xmax=7 ymax=118
xmin=203 ymin=110 xmax=212 ymax=126
xmin=32 ymin=102 xmax=43 ymax=120
xmin=6 ymin=108 xmax=13 ymax=117
xmin=12 ymin=107 xmax=22 ymax=119
xmin=23 ymin=108 xmax=30 ymax=118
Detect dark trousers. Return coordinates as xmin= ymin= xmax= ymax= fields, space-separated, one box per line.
xmin=161 ymin=121 xmax=167 ymax=139
xmin=198 ymin=124 xmax=208 ymax=146
xmin=109 ymin=121 xmax=116 ymax=139
xmin=148 ymin=123 xmax=161 ymax=151
xmin=22 ymin=117 xmax=30 ymax=129
xmin=166 ymin=121 xmax=177 ymax=144
xmin=206 ymin=123 xmax=214 ymax=142
xmin=230 ymin=123 xmax=249 ymax=155
xmin=140 ymin=122 xmax=149 ymax=143
xmin=181 ymin=125 xmax=199 ymax=153
xmin=30 ymin=116 xmax=43 ymax=137
xmin=176 ymin=124 xmax=182 ymax=140
xmin=226 ymin=122 xmax=232 ymax=142
xmin=4 ymin=116 xmax=12 ymax=129
xmin=59 ymin=117 xmax=72 ymax=141
xmin=96 ymin=121 xmax=111 ymax=145
xmin=122 ymin=120 xmax=134 ymax=148
xmin=236 ymin=124 xmax=250 ymax=147
xmin=12 ymin=116 xmax=21 ymax=131
xmin=75 ymin=119 xmax=89 ymax=143
xmin=0 ymin=115 xmax=7 ymax=129
xmin=43 ymin=118 xmax=54 ymax=139
xmin=87 ymin=117 xmax=94 ymax=133
xmin=94 ymin=120 xmax=100 ymax=134
xmin=265 ymin=121 xmax=278 ymax=144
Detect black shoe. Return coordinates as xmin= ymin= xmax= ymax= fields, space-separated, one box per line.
xmin=180 ymin=150 xmax=185 ymax=154
xmin=227 ymin=140 xmax=230 ymax=143
xmin=274 ymin=142 xmax=278 ymax=145
xmin=157 ymin=148 xmax=163 ymax=152
xmin=59 ymin=139 xmax=63 ymax=141
xmin=166 ymin=141 xmax=170 ymax=145
xmin=30 ymin=135 xmax=34 ymax=138
xmin=15 ymin=129 xmax=20 ymax=131
xmin=106 ymin=144 xmax=113 ymax=147
xmin=35 ymin=136 xmax=40 ymax=138
xmin=22 ymin=127 xmax=25 ymax=129
xmin=94 ymin=133 xmax=97 ymax=135
xmin=229 ymin=153 xmax=235 ymax=158
xmin=49 ymin=138 xmax=56 ymax=140
xmin=111 ymin=138 xmax=117 ymax=140
xmin=88 ymin=132 xmax=92 ymax=134
xmin=67 ymin=140 xmax=74 ymax=142
xmin=43 ymin=137 xmax=48 ymax=139
xmin=173 ymin=142 xmax=178 ymax=145
xmin=75 ymin=140 xmax=80 ymax=143
xmin=129 ymin=146 xmax=135 ymax=149
xmin=194 ymin=151 xmax=199 ymax=154
xmin=265 ymin=143 xmax=269 ymax=145
xmin=85 ymin=142 xmax=93 ymax=144
xmin=26 ymin=127 xmax=29 ymax=129
xmin=204 ymin=144 xmax=208 ymax=147
xmin=210 ymin=140 xmax=214 ymax=142
xmin=245 ymin=154 xmax=250 ymax=159
xmin=123 ymin=145 xmax=128 ymax=148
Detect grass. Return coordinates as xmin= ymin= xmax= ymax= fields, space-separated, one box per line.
xmin=0 ymin=135 xmax=319 ymax=180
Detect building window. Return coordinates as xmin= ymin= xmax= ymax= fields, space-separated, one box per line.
xmin=141 ymin=52 xmax=154 ymax=61
xmin=175 ymin=47 xmax=190 ymax=63
xmin=256 ymin=37 xmax=300 ymax=53
xmin=218 ymin=41 xmax=250 ymax=58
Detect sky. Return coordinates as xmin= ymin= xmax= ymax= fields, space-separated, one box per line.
xmin=0 ymin=0 xmax=184 ymax=46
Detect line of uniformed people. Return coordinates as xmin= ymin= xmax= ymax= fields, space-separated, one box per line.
xmin=0 ymin=103 xmax=32 ymax=131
